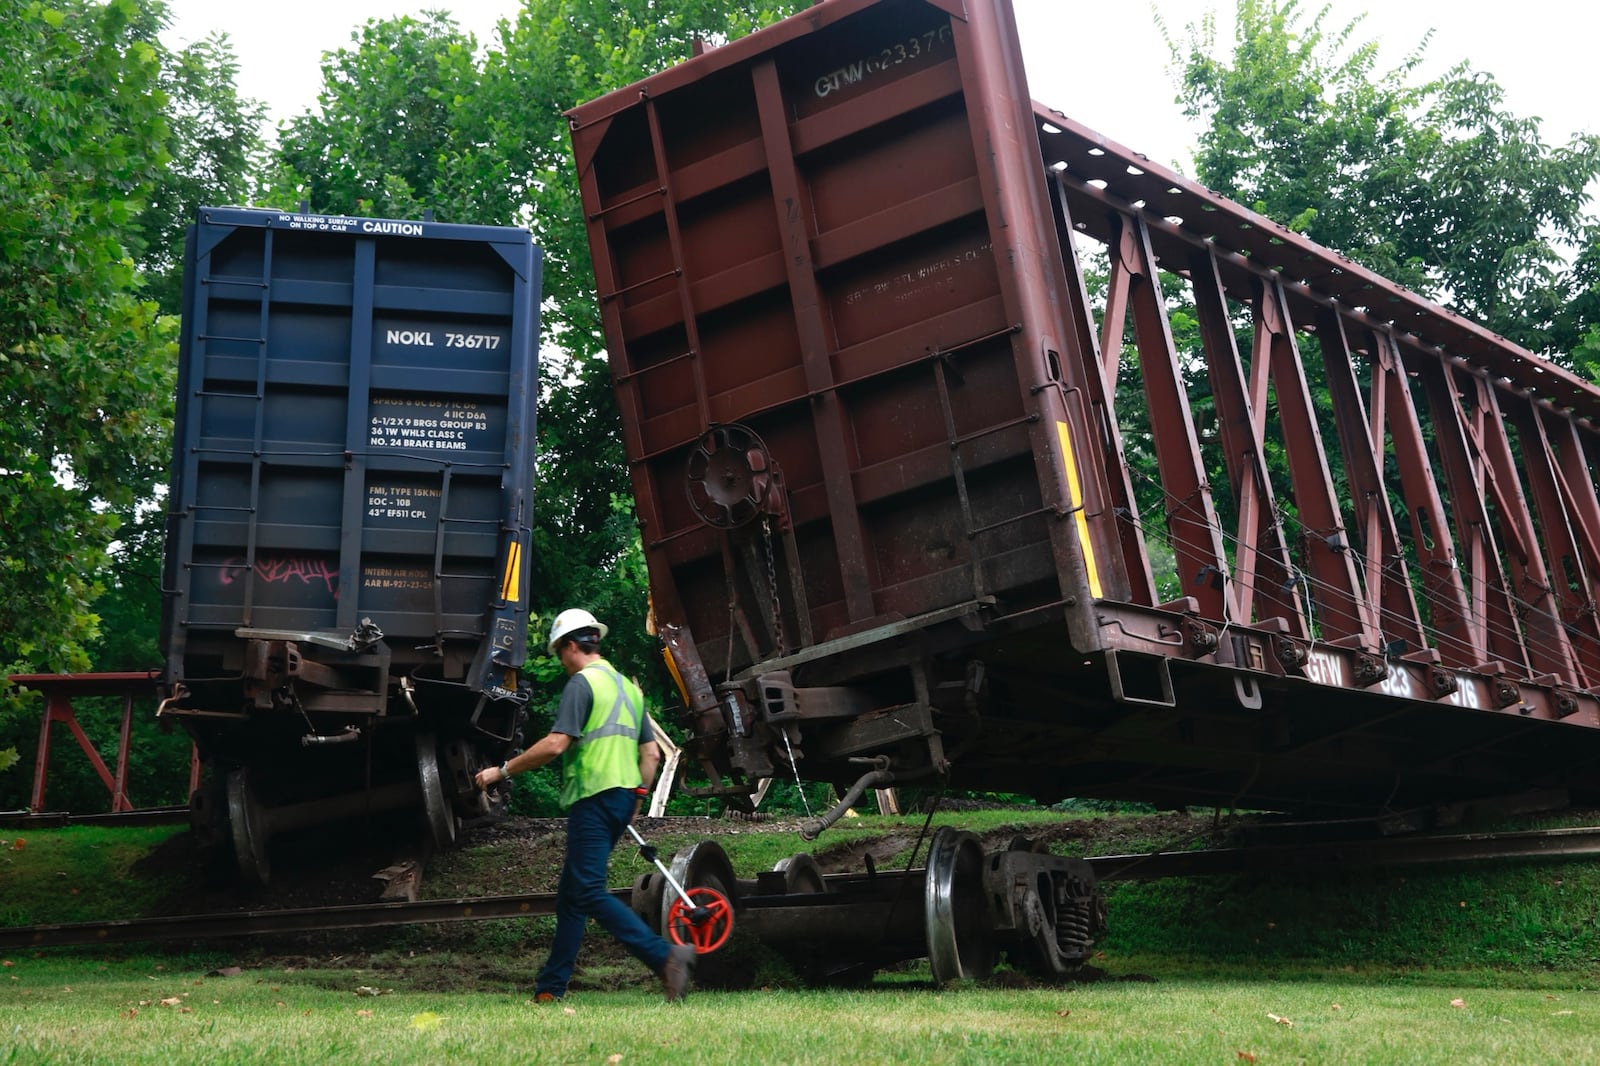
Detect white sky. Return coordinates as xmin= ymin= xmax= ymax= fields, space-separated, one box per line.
xmin=161 ymin=0 xmax=1595 ymax=178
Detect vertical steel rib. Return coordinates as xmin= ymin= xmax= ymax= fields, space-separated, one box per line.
xmin=751 ymin=59 xmax=877 ymax=625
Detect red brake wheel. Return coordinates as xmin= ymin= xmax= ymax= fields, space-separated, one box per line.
xmin=666 ymin=887 xmax=734 ymax=953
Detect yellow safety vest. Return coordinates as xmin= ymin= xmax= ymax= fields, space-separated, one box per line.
xmin=559 ymin=659 xmax=645 ymax=809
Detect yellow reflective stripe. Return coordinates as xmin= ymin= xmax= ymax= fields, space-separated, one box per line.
xmin=1055 ymin=419 xmax=1103 ymax=600
xmin=661 ymin=645 xmax=690 ymax=709
xmin=500 ymin=540 xmax=522 ymax=602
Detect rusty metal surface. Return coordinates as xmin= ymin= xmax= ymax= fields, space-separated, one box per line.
xmin=569 ymin=0 xmax=1600 ymax=819
xmin=8 ymin=672 xmax=195 ymax=815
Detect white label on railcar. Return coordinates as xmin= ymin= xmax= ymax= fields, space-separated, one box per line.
xmin=368 ymin=396 xmax=493 ymax=452
xmin=362 ymin=565 xmax=433 ymax=591
xmin=366 ymin=482 xmax=441 ymax=522
xmin=1305 ymin=648 xmax=1481 ymax=707
xmin=383 ymin=329 xmax=502 ymax=349
xmin=276 ymin=213 xmax=368 ymax=233
xmin=813 ymin=25 xmax=953 ymax=97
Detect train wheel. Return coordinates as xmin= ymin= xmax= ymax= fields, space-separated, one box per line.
xmin=665 ymin=840 xmax=739 ymax=940
xmin=226 ymin=768 xmax=271 ymax=887
xmin=924 ymin=827 xmax=994 ymax=984
xmin=631 ymin=871 xmax=667 ymax=933
xmin=773 ymin=853 xmax=828 ymax=894
xmin=416 ymin=732 xmax=457 ymax=851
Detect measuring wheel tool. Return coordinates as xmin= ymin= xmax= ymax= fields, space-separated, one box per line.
xmin=626 ymin=823 xmax=734 ymax=953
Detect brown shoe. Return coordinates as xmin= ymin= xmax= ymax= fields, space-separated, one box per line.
xmin=662 ymin=943 xmax=696 ymax=1002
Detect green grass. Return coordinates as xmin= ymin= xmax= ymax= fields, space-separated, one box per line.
xmin=8 ymin=814 xmax=1600 ymax=1062
xmin=1096 ymin=862 xmax=1600 ymax=971
xmin=3 ymin=955 xmax=1598 ymax=1065
xmin=0 ymin=825 xmax=187 ymax=926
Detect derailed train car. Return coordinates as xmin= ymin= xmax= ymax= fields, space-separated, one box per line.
xmin=568 ymin=0 xmax=1600 ymax=843
xmin=160 ymin=208 xmax=540 ymax=883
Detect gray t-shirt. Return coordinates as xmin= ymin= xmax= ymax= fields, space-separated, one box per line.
xmin=552 ymin=666 xmax=656 ymax=744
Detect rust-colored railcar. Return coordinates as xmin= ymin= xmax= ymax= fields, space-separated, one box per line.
xmin=568 ymin=0 xmax=1600 ymax=831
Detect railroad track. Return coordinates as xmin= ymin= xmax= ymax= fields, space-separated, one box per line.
xmin=8 ymin=823 xmax=1600 ymax=952
xmin=0 ymin=806 xmax=190 ymax=830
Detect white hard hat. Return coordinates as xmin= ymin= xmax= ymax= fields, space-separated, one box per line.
xmin=546 ymin=608 xmax=608 ymax=656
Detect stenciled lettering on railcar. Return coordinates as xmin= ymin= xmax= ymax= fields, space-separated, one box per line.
xmin=361 ymin=565 xmax=433 ymax=592
xmin=367 ymin=395 xmax=493 ymax=453
xmin=842 ymin=240 xmax=993 ymax=308
xmin=1305 ymin=649 xmax=1481 ymax=708
xmin=274 ymin=212 xmax=426 ymax=236
xmin=220 ymin=555 xmax=339 ymax=594
xmin=366 ymin=483 xmax=441 ymax=521
xmin=813 ymin=24 xmax=952 ymax=98
xmin=383 ymin=329 xmax=502 ymax=349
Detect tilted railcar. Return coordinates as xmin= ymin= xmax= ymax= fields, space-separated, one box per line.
xmin=160 ymin=207 xmax=540 ymax=883
xmin=567 ymin=0 xmax=1600 ymax=840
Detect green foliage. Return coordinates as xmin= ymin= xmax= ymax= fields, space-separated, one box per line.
xmin=272 ymin=13 xmax=489 ymax=220
xmin=135 ymin=27 xmax=268 ymax=315
xmin=1165 ymin=0 xmax=1600 ymax=367
xmin=0 ymin=0 xmax=262 ymax=798
xmin=1 ymin=0 xmax=177 ymax=686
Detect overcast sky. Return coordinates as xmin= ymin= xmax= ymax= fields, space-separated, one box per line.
xmin=161 ymin=0 xmax=1595 ymax=177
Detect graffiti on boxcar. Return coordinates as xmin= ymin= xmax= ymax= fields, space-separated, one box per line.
xmin=220 ymin=556 xmax=339 ymax=594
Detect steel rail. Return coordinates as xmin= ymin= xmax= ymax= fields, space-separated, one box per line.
xmin=0 ymin=806 xmax=191 ymax=830
xmin=1086 ymin=825 xmax=1600 ymax=882
xmin=0 ymin=888 xmax=630 ymax=951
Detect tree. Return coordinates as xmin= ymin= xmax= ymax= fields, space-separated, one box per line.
xmin=0 ymin=0 xmax=175 ymax=675
xmin=1 ymin=0 xmax=265 ymax=805
xmin=272 ymin=13 xmax=486 ymax=221
xmin=1165 ymin=0 xmax=1600 ymax=363
xmin=136 ymin=28 xmax=268 ymax=316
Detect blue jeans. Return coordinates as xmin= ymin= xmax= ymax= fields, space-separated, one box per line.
xmin=534 ymin=787 xmax=670 ymax=997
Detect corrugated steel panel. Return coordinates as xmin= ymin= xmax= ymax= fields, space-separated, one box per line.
xmin=163 ymin=208 xmax=541 ymax=706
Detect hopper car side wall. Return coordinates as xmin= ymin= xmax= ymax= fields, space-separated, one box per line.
xmin=571 ymin=0 xmax=1102 ymax=684
xmin=163 ymin=208 xmax=541 ymax=694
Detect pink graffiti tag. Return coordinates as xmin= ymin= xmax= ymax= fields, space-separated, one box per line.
xmin=220 ymin=556 xmax=340 ymax=595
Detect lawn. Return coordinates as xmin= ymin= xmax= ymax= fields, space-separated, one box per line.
xmin=3 ymin=953 xmax=1596 ymax=1065
xmin=7 ymin=811 xmax=1600 ymax=1064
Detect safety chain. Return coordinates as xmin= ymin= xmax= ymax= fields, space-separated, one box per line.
xmin=764 ymin=514 xmax=806 ymax=815
xmin=762 ymin=514 xmax=784 ymax=656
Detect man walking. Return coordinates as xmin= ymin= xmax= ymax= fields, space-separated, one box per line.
xmin=475 ymin=608 xmax=695 ymax=1002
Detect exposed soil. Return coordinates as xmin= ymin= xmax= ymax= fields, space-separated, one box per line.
xmin=132 ymin=808 xmax=1219 ymax=918
xmin=115 ymin=808 xmax=1222 ymax=995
